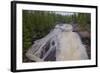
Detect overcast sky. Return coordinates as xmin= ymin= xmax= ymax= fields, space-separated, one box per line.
xmin=54 ymin=11 xmax=74 ymax=16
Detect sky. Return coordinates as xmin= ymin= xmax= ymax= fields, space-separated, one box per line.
xmin=54 ymin=11 xmax=74 ymax=16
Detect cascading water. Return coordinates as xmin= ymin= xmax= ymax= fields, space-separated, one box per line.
xmin=56 ymin=24 xmax=88 ymax=60
xmin=26 ymin=24 xmax=88 ymax=62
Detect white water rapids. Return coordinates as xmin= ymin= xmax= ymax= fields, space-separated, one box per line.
xmin=26 ymin=24 xmax=88 ymax=62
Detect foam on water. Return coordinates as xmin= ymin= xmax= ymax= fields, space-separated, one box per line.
xmin=26 ymin=24 xmax=88 ymax=62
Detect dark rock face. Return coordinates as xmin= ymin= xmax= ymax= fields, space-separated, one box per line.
xmin=81 ymin=37 xmax=91 ymax=59
xmin=44 ymin=49 xmax=56 ymax=61
xmin=78 ymin=31 xmax=90 ymax=38
xmin=40 ymin=40 xmax=56 ymax=61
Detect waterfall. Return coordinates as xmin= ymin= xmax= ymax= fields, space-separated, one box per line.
xmin=26 ymin=24 xmax=88 ymax=62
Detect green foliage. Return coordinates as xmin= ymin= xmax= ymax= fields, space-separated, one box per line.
xmin=77 ymin=13 xmax=91 ymax=31
xmin=23 ymin=10 xmax=56 ymax=50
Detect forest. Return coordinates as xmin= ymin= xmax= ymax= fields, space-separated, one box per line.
xmin=22 ymin=10 xmax=91 ymax=62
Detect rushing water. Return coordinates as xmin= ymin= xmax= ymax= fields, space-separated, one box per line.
xmin=26 ymin=24 xmax=88 ymax=62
